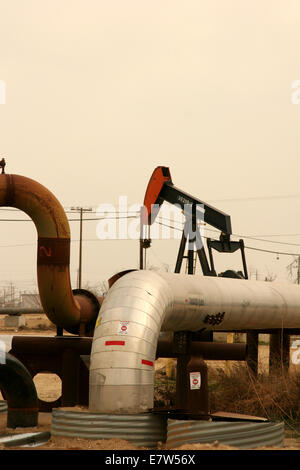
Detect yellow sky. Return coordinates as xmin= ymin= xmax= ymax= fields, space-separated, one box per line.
xmin=0 ymin=0 xmax=300 ymax=289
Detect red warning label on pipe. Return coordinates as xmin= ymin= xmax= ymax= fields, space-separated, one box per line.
xmin=118 ymin=321 xmax=129 ymax=335
xmin=141 ymin=359 xmax=153 ymax=367
xmin=189 ymin=372 xmax=201 ymax=389
xmin=105 ymin=341 xmax=125 ymax=346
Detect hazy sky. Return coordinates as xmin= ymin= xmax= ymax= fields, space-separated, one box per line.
xmin=1 ymin=0 xmax=300 ymax=295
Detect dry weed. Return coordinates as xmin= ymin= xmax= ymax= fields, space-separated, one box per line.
xmin=209 ymin=362 xmax=300 ymax=428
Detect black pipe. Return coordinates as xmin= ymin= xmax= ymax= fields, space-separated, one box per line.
xmin=156 ymin=339 xmax=247 ymax=361
xmin=11 ymin=335 xmax=247 ymax=361
xmin=0 ymin=352 xmax=38 ymax=428
xmin=11 ymin=335 xmax=92 ymax=354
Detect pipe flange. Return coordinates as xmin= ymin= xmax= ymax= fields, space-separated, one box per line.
xmin=72 ymin=289 xmax=101 ymax=336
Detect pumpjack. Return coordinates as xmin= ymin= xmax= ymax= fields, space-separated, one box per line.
xmin=141 ymin=166 xmax=248 ymax=279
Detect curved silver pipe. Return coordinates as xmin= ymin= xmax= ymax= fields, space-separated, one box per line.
xmin=89 ymin=270 xmax=300 ymax=413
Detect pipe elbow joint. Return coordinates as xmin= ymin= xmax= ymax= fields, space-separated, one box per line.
xmin=0 ymin=353 xmax=39 ymax=428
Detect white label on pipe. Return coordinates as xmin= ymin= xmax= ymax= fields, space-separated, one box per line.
xmin=187 ymin=295 xmax=205 ymax=306
xmin=292 ymin=348 xmax=300 ymax=365
xmin=190 ymin=372 xmax=201 ymax=390
xmin=118 ymin=321 xmax=129 ymax=335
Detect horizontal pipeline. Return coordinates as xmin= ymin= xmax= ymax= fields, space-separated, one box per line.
xmin=0 ymin=308 xmax=43 ymax=316
xmin=3 ymin=335 xmax=247 ymax=362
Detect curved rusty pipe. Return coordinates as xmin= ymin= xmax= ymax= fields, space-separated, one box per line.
xmin=0 ymin=173 xmax=100 ymax=335
xmin=0 ymin=352 xmax=39 ymax=428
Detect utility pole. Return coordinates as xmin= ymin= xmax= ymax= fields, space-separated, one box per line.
xmin=71 ymin=206 xmax=92 ymax=289
xmin=78 ymin=208 xmax=83 ymax=289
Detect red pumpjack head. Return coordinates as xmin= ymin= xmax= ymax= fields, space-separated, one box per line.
xmin=142 ymin=166 xmax=172 ymax=225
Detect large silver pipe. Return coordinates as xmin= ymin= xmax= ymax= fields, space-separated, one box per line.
xmin=89 ymin=270 xmax=300 ymax=414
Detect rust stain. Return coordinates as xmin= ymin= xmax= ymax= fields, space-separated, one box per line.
xmin=37 ymin=237 xmax=70 ymax=265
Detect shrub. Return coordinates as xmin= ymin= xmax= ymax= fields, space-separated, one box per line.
xmin=209 ymin=363 xmax=300 ymax=427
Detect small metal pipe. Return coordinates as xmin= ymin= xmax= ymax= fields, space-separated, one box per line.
xmin=176 ymin=355 xmax=190 ymax=411
xmin=269 ymin=330 xmax=290 ymax=374
xmin=61 ymin=348 xmax=79 ymax=406
xmin=185 ymin=356 xmax=209 ymax=418
xmin=78 ymin=208 xmax=83 ymax=289
xmin=246 ymin=331 xmax=259 ymax=375
xmin=0 ymin=307 xmax=43 ymax=315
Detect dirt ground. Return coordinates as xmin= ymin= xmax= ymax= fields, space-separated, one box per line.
xmin=1 ymin=314 xmax=300 ymax=451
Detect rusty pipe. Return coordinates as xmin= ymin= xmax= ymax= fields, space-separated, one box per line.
xmin=0 ymin=174 xmax=99 ymax=335
xmin=10 ymin=335 xmax=93 ymax=355
xmin=0 ymin=352 xmax=39 ymax=428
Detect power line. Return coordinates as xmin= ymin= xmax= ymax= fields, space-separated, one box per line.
xmin=0 ymin=208 xmax=300 ymax=247
xmin=209 ymin=193 xmax=300 ymax=203
xmin=0 ymin=207 xmax=140 ymax=215
xmin=242 ymin=233 xmax=300 ymax=238
xmin=156 ymin=221 xmax=300 ymax=257
xmin=0 ymin=213 xmax=300 ymax=256
xmin=155 ymin=217 xmax=300 ymax=248
xmin=244 ymin=245 xmax=300 ymax=257
xmin=0 ymin=215 xmax=139 ymax=222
